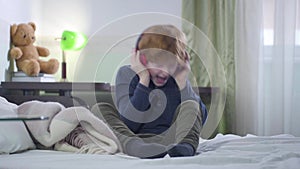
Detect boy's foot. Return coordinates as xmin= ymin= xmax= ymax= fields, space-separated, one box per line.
xmin=125 ymin=138 xmax=167 ymax=159
xmin=167 ymin=143 xmax=195 ymax=157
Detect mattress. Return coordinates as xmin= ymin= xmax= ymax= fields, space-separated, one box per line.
xmin=1 ymin=134 xmax=300 ymax=169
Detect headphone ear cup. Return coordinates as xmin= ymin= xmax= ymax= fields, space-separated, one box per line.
xmin=140 ymin=54 xmax=147 ymax=66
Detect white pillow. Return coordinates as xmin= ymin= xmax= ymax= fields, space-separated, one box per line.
xmin=0 ymin=96 xmax=35 ymax=154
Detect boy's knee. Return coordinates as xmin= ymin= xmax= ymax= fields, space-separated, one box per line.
xmin=174 ymin=100 xmax=202 ymax=124
xmin=179 ymin=100 xmax=200 ymax=113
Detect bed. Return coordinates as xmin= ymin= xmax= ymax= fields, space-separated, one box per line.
xmin=1 ymin=134 xmax=300 ymax=169
xmin=1 ymin=88 xmax=300 ymax=169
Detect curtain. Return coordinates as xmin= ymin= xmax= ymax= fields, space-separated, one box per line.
xmin=235 ymin=0 xmax=300 ymax=136
xmin=182 ymin=0 xmax=236 ymax=138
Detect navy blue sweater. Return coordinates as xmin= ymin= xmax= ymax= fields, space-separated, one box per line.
xmin=115 ymin=65 xmax=207 ymax=134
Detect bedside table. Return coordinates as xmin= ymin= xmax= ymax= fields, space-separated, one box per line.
xmin=0 ymin=82 xmax=111 ymax=108
xmin=0 ymin=81 xmax=215 ymax=109
xmin=0 ymin=82 xmax=111 ymax=96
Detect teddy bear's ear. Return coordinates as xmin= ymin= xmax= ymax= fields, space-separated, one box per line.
xmin=10 ymin=24 xmax=18 ymax=36
xmin=28 ymin=22 xmax=36 ymax=31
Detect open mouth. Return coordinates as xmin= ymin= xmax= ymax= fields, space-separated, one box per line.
xmin=155 ymin=76 xmax=168 ymax=85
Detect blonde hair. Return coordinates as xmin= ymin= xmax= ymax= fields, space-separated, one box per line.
xmin=136 ymin=25 xmax=187 ymax=62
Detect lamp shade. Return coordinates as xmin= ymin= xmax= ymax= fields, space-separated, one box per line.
xmin=60 ymin=30 xmax=87 ymax=51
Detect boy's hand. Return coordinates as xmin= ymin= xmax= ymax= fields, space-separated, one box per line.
xmin=174 ymin=53 xmax=191 ymax=90
xmin=130 ymin=50 xmax=150 ymax=86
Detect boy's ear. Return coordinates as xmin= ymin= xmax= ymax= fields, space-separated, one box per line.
xmin=140 ymin=53 xmax=147 ymax=66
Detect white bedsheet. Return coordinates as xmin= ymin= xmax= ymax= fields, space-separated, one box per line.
xmin=1 ymin=134 xmax=300 ymax=169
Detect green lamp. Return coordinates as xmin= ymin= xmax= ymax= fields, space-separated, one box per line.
xmin=60 ymin=30 xmax=87 ymax=81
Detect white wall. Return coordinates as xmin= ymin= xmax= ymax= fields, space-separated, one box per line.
xmin=0 ymin=0 xmax=32 ymax=23
xmin=0 ymin=0 xmax=33 ymax=82
xmin=31 ymin=0 xmax=182 ymax=36
xmin=0 ymin=0 xmax=182 ymax=82
xmin=31 ymin=0 xmax=182 ymax=82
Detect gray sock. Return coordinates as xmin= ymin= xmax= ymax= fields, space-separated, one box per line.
xmin=125 ymin=138 xmax=167 ymax=159
xmin=167 ymin=143 xmax=195 ymax=157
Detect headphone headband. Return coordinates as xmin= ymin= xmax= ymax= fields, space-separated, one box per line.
xmin=135 ymin=33 xmax=143 ymax=51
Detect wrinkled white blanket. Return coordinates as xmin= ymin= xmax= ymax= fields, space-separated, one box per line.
xmin=17 ymin=101 xmax=122 ymax=154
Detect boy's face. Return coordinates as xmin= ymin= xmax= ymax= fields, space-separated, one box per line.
xmin=145 ymin=57 xmax=178 ymax=86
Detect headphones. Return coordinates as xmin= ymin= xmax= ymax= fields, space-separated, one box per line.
xmin=135 ymin=33 xmax=147 ymax=65
xmin=135 ymin=33 xmax=143 ymax=51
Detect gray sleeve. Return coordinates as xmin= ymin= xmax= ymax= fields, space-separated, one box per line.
xmin=115 ymin=66 xmax=166 ymax=125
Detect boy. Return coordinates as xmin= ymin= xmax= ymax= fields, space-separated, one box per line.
xmin=92 ymin=25 xmax=207 ymax=158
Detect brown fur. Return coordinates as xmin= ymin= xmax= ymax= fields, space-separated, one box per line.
xmin=10 ymin=22 xmax=59 ymax=76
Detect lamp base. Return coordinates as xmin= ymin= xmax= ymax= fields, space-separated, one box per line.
xmin=61 ymin=60 xmax=67 ymax=82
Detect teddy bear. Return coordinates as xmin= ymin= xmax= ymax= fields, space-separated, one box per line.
xmin=10 ymin=22 xmax=59 ymax=76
